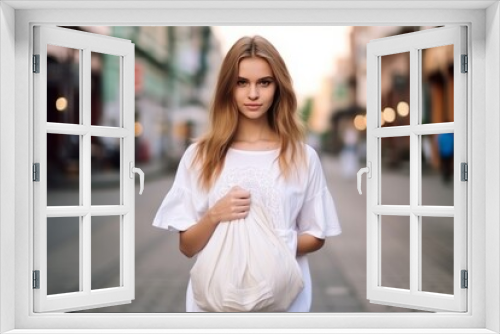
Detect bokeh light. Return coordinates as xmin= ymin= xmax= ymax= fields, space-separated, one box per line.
xmin=354 ymin=114 xmax=367 ymax=131
xmin=382 ymin=107 xmax=396 ymax=123
xmin=135 ymin=122 xmax=143 ymax=137
xmin=397 ymin=101 xmax=410 ymax=117
xmin=55 ymin=97 xmax=68 ymax=112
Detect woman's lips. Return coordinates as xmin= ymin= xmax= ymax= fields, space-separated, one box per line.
xmin=244 ymin=104 xmax=262 ymax=110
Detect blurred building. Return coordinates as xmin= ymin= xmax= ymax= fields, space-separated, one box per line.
xmin=323 ymin=26 xmax=419 ymax=156
xmin=323 ymin=55 xmax=357 ymax=154
xmin=111 ymin=26 xmax=222 ymax=168
xmin=320 ymin=25 xmax=452 ymax=175
xmin=166 ymin=26 xmax=223 ymax=162
xmin=46 ymin=26 xmax=223 ymax=188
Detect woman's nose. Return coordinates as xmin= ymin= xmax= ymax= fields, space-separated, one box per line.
xmin=248 ymin=85 xmax=259 ymax=99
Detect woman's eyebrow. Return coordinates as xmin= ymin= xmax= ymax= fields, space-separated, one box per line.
xmin=237 ymin=76 xmax=275 ymax=81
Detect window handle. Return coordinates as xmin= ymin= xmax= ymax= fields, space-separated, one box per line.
xmin=129 ymin=162 xmax=144 ymax=195
xmin=357 ymin=162 xmax=371 ymax=195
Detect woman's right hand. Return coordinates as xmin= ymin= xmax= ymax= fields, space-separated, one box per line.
xmin=208 ymin=186 xmax=251 ymax=223
xmin=179 ymin=186 xmax=251 ymax=258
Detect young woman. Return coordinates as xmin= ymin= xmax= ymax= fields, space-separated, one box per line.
xmin=153 ymin=35 xmax=342 ymax=312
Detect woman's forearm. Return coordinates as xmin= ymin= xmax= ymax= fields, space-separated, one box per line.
xmin=179 ymin=211 xmax=219 ymax=258
xmin=296 ymin=234 xmax=325 ymax=257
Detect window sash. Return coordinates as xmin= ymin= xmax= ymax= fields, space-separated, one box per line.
xmin=365 ymin=25 xmax=468 ymax=312
xmin=32 ymin=25 xmax=136 ymax=313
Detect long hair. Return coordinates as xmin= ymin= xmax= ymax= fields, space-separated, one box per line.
xmin=192 ymin=35 xmax=306 ymax=191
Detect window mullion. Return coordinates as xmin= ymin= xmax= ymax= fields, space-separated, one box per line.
xmin=120 ymin=56 xmax=125 ymax=288
xmin=372 ymin=125 xmax=411 ymax=137
xmin=82 ymin=47 xmax=91 ymax=294
xmin=373 ymin=123 xmax=455 ymax=138
xmin=90 ymin=206 xmax=129 ymax=216
xmin=46 ymin=123 xmax=128 ymax=138
xmin=78 ymin=48 xmax=84 ymax=293
xmin=122 ymin=51 xmax=135 ymax=294
xmin=412 ymin=122 xmax=454 ymax=135
xmin=409 ymin=47 xmax=420 ymax=295
xmin=374 ymin=55 xmax=382 ymax=290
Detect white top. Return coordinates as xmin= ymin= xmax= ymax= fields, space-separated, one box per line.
xmin=153 ymin=143 xmax=342 ymax=312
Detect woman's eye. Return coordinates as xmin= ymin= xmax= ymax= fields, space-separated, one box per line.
xmin=236 ymin=80 xmax=247 ymax=87
xmin=259 ymin=80 xmax=273 ymax=87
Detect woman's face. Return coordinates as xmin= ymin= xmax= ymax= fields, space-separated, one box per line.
xmin=234 ymin=57 xmax=276 ymax=122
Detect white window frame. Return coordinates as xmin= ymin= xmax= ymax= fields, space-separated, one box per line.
xmin=0 ymin=1 xmax=498 ymax=333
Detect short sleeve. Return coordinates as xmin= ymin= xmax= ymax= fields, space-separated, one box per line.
xmin=152 ymin=144 xmax=208 ymax=232
xmin=296 ymin=146 xmax=342 ymax=239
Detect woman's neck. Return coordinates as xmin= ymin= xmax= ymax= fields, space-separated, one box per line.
xmin=232 ymin=117 xmax=279 ymax=149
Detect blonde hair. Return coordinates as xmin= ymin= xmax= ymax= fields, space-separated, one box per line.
xmin=193 ymin=35 xmax=306 ymax=191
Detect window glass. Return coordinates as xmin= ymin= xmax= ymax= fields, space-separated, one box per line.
xmin=421 ymin=216 xmax=454 ymax=294
xmin=421 ymin=134 xmax=454 ymax=206
xmin=91 ymin=137 xmax=121 ymax=206
xmin=91 ymin=216 xmax=121 ymax=290
xmin=47 ymin=44 xmax=80 ymax=124
xmin=47 ymin=134 xmax=80 ymax=206
xmin=380 ymin=52 xmax=410 ymax=127
xmin=91 ymin=52 xmax=121 ymax=127
xmin=47 ymin=217 xmax=80 ymax=295
xmin=381 ymin=215 xmax=410 ymax=290
xmin=421 ymin=45 xmax=454 ymax=124
xmin=381 ymin=137 xmax=410 ymax=205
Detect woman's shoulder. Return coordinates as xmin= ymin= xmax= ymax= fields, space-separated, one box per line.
xmin=179 ymin=142 xmax=200 ymax=167
xmin=298 ymin=143 xmax=323 ymax=177
xmin=184 ymin=142 xmax=198 ymax=156
xmin=301 ymin=143 xmax=320 ymax=161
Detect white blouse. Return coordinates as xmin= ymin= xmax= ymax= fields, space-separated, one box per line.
xmin=152 ymin=143 xmax=342 ymax=312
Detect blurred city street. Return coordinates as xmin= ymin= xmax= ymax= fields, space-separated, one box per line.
xmin=42 ymin=25 xmax=455 ymax=314
xmin=46 ymin=152 xmax=453 ymax=314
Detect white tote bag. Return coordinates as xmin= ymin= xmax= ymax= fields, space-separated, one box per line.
xmin=190 ymin=202 xmax=304 ymax=312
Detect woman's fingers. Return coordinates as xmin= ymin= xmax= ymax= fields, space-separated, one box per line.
xmin=211 ymin=186 xmax=252 ymax=221
xmin=231 ymin=186 xmax=251 ymax=199
xmin=232 ymin=198 xmax=251 ymax=206
xmin=233 ymin=205 xmax=250 ymax=213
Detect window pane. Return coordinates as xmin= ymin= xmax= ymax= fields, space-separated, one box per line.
xmin=421 ymin=217 xmax=454 ymax=294
xmin=47 ymin=133 xmax=80 ymax=206
xmin=91 ymin=216 xmax=121 ymax=290
xmin=47 ymin=44 xmax=80 ymax=124
xmin=421 ymin=134 xmax=454 ymax=206
xmin=381 ymin=215 xmax=410 ymax=290
xmin=381 ymin=137 xmax=410 ymax=205
xmin=47 ymin=217 xmax=80 ymax=295
xmin=91 ymin=137 xmax=121 ymax=205
xmin=421 ymin=45 xmax=454 ymax=124
xmin=380 ymin=52 xmax=410 ymax=127
xmin=91 ymin=52 xmax=121 ymax=127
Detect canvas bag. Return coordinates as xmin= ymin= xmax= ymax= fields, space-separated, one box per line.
xmin=190 ymin=202 xmax=304 ymax=312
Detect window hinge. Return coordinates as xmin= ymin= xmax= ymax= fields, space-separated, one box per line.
xmin=461 ymin=162 xmax=468 ymax=181
xmin=461 ymin=54 xmax=468 ymax=73
xmin=33 ymin=54 xmax=40 ymax=73
xmin=461 ymin=270 xmax=468 ymax=289
xmin=33 ymin=270 xmax=40 ymax=289
xmin=33 ymin=163 xmax=40 ymax=182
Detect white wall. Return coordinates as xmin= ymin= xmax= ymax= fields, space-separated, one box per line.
xmin=486 ymin=2 xmax=500 ymax=333
xmin=0 ymin=2 xmax=498 ymax=332
xmin=0 ymin=2 xmax=16 ymax=333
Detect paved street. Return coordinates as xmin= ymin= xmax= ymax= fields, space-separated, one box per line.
xmin=45 ymin=153 xmax=453 ymax=313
